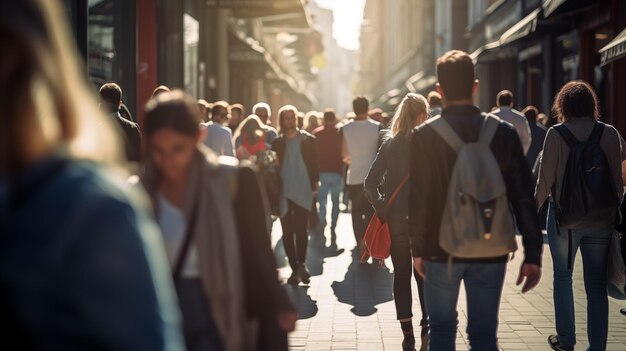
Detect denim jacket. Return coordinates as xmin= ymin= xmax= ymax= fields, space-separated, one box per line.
xmin=0 ymin=156 xmax=184 ymax=350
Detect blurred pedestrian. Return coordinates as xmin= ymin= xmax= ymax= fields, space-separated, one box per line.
xmin=492 ymin=90 xmax=532 ymax=155
xmin=253 ymin=102 xmax=279 ymax=144
xmin=365 ymin=93 xmax=430 ymax=351
xmin=197 ymin=99 xmax=210 ymax=122
xmin=152 ymin=85 xmax=171 ymax=98
xmin=313 ymin=109 xmax=343 ymax=240
xmin=0 ymin=1 xmax=184 ymax=349
xmin=427 ymin=91 xmax=442 ymax=118
xmin=229 ymin=103 xmax=245 ymax=132
xmin=120 ymin=102 xmax=135 ymax=122
xmin=99 ymin=83 xmax=143 ymax=163
xmin=233 ymin=114 xmax=270 ymax=160
xmin=202 ymin=101 xmax=235 ymax=156
xmin=304 ymin=111 xmax=321 ymax=134
xmin=410 ymin=50 xmax=542 ymax=350
xmin=142 ymin=91 xmax=297 ymax=351
xmin=535 ymin=81 xmax=623 ymax=351
xmin=522 ymin=106 xmax=547 ymax=169
xmin=272 ymin=105 xmax=320 ymax=285
xmin=369 ymin=108 xmax=384 ymax=123
xmin=341 ymin=96 xmax=382 ymax=255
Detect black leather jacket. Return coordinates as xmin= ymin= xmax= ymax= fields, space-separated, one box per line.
xmin=409 ymin=105 xmax=543 ymax=265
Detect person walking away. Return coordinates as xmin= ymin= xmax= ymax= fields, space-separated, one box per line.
xmin=410 ymin=50 xmax=543 ymax=351
xmin=202 ymin=101 xmax=235 ymax=156
xmin=365 ymin=93 xmax=430 ymax=351
xmin=99 ymin=83 xmax=143 ymax=163
xmin=522 ymin=106 xmax=547 ymax=170
xmin=492 ymin=90 xmax=532 ymax=155
xmin=272 ymin=105 xmax=320 ymax=285
xmin=253 ymin=102 xmax=279 ymax=144
xmin=535 ymin=80 xmax=623 ymax=351
xmin=342 ymin=96 xmax=382 ymax=255
xmin=427 ymin=91 xmax=443 ymax=118
xmin=313 ymin=109 xmax=344 ymax=240
xmin=142 ymin=91 xmax=297 ymax=351
xmin=0 ymin=1 xmax=184 ymax=349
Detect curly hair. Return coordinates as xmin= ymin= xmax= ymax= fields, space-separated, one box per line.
xmin=552 ymin=80 xmax=600 ymax=123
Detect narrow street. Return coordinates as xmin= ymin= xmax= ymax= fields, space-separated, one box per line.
xmin=272 ymin=212 xmax=626 ymax=350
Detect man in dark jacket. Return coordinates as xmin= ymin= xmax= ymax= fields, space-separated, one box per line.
xmin=271 ymin=105 xmax=319 ymax=285
xmin=410 ymin=50 xmax=543 ymax=350
xmin=99 ymin=83 xmax=142 ymax=163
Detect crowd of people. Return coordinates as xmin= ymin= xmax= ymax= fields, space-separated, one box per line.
xmin=2 ymin=2 xmax=626 ymax=351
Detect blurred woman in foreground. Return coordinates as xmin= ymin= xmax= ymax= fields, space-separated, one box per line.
xmin=142 ymin=91 xmax=296 ymax=351
xmin=0 ymin=1 xmax=183 ymax=349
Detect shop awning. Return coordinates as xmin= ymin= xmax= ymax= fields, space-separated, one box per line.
xmin=405 ymin=71 xmax=437 ymax=94
xmin=542 ymin=0 xmax=595 ymax=18
xmin=207 ymin=0 xmax=312 ymax=28
xmin=600 ymin=28 xmax=626 ymax=66
xmin=470 ymin=8 xmax=541 ymax=62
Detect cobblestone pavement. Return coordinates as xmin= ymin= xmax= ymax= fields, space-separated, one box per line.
xmin=271 ymin=212 xmax=626 ymax=350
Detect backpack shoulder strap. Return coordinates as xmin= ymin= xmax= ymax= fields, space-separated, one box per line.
xmin=587 ymin=121 xmax=605 ymax=144
xmin=425 ymin=116 xmax=464 ymax=152
xmin=478 ymin=113 xmax=499 ymax=145
xmin=554 ymin=124 xmax=578 ymax=148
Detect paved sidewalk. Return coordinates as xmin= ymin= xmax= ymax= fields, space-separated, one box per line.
xmin=272 ymin=213 xmax=626 ymax=350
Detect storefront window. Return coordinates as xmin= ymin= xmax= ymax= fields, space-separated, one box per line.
xmin=88 ymin=0 xmax=136 ymax=116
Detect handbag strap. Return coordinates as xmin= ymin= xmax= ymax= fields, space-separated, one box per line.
xmin=386 ymin=174 xmax=409 ymax=210
xmin=173 ymin=193 xmax=201 ymax=283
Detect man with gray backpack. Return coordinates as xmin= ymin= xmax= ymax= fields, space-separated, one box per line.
xmin=409 ymin=50 xmax=543 ymax=350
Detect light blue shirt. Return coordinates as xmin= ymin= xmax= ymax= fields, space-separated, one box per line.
xmin=202 ymin=122 xmax=235 ymax=156
xmin=280 ymin=133 xmax=312 ymax=215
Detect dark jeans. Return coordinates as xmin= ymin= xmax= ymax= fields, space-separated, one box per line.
xmin=389 ymin=220 xmax=427 ymax=323
xmin=281 ymin=199 xmax=310 ymax=271
xmin=547 ymin=203 xmax=611 ymax=350
xmin=177 ymin=278 xmax=222 ymax=351
xmin=424 ymin=261 xmax=506 ymax=351
xmin=347 ymin=184 xmax=374 ymax=244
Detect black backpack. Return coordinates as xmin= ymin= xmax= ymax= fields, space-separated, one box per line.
xmin=554 ymin=122 xmax=618 ymax=229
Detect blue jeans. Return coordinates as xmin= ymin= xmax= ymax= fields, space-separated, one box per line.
xmin=424 ymin=261 xmax=506 ymax=351
xmin=547 ymin=203 xmax=611 ymax=351
xmin=317 ymin=172 xmax=343 ymax=230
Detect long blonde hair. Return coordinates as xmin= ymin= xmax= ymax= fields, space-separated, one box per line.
xmin=1 ymin=0 xmax=121 ymax=175
xmin=390 ymin=93 xmax=429 ymax=138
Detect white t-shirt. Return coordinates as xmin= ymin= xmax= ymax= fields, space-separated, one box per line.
xmin=156 ymin=192 xmax=199 ymax=278
xmin=342 ymin=118 xmax=380 ymax=185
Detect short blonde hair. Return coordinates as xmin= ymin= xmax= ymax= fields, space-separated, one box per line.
xmin=390 ymin=93 xmax=429 ymax=138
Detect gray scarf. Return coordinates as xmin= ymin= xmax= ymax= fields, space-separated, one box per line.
xmin=143 ymin=147 xmax=250 ymax=351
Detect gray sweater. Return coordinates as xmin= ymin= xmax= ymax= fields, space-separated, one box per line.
xmin=535 ymin=118 xmax=624 ymax=217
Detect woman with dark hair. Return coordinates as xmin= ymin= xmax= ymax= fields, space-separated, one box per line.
xmin=142 ymin=91 xmax=296 ymax=351
xmin=272 ymin=105 xmax=319 ymax=285
xmin=364 ymin=93 xmax=430 ymax=351
xmin=0 ymin=1 xmax=183 ymax=349
xmin=536 ymin=81 xmax=624 ymax=351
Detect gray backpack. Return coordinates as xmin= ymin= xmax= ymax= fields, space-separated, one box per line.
xmin=426 ymin=115 xmax=517 ymax=258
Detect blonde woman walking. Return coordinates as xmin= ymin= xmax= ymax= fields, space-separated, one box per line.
xmin=364 ymin=93 xmax=430 ymax=351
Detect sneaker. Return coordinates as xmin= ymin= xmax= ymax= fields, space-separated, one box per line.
xmin=287 ymin=271 xmax=300 ymax=285
xmin=621 ymin=308 xmax=626 ymax=315
xmin=402 ymin=336 xmax=416 ymax=351
xmin=548 ymin=335 xmax=574 ymax=351
xmin=298 ymin=263 xmax=311 ymax=284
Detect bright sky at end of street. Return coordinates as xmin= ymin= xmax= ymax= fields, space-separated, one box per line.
xmin=314 ymin=0 xmax=366 ymax=51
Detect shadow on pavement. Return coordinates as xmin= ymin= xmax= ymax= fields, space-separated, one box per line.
xmin=284 ymin=285 xmax=319 ymax=320
xmin=306 ymin=230 xmax=344 ymax=277
xmin=331 ymin=250 xmax=394 ymax=316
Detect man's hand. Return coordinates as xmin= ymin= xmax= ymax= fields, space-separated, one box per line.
xmin=413 ymin=257 xmax=425 ymax=279
xmin=516 ymin=263 xmax=541 ymax=293
xmin=277 ymin=310 xmax=298 ymax=332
